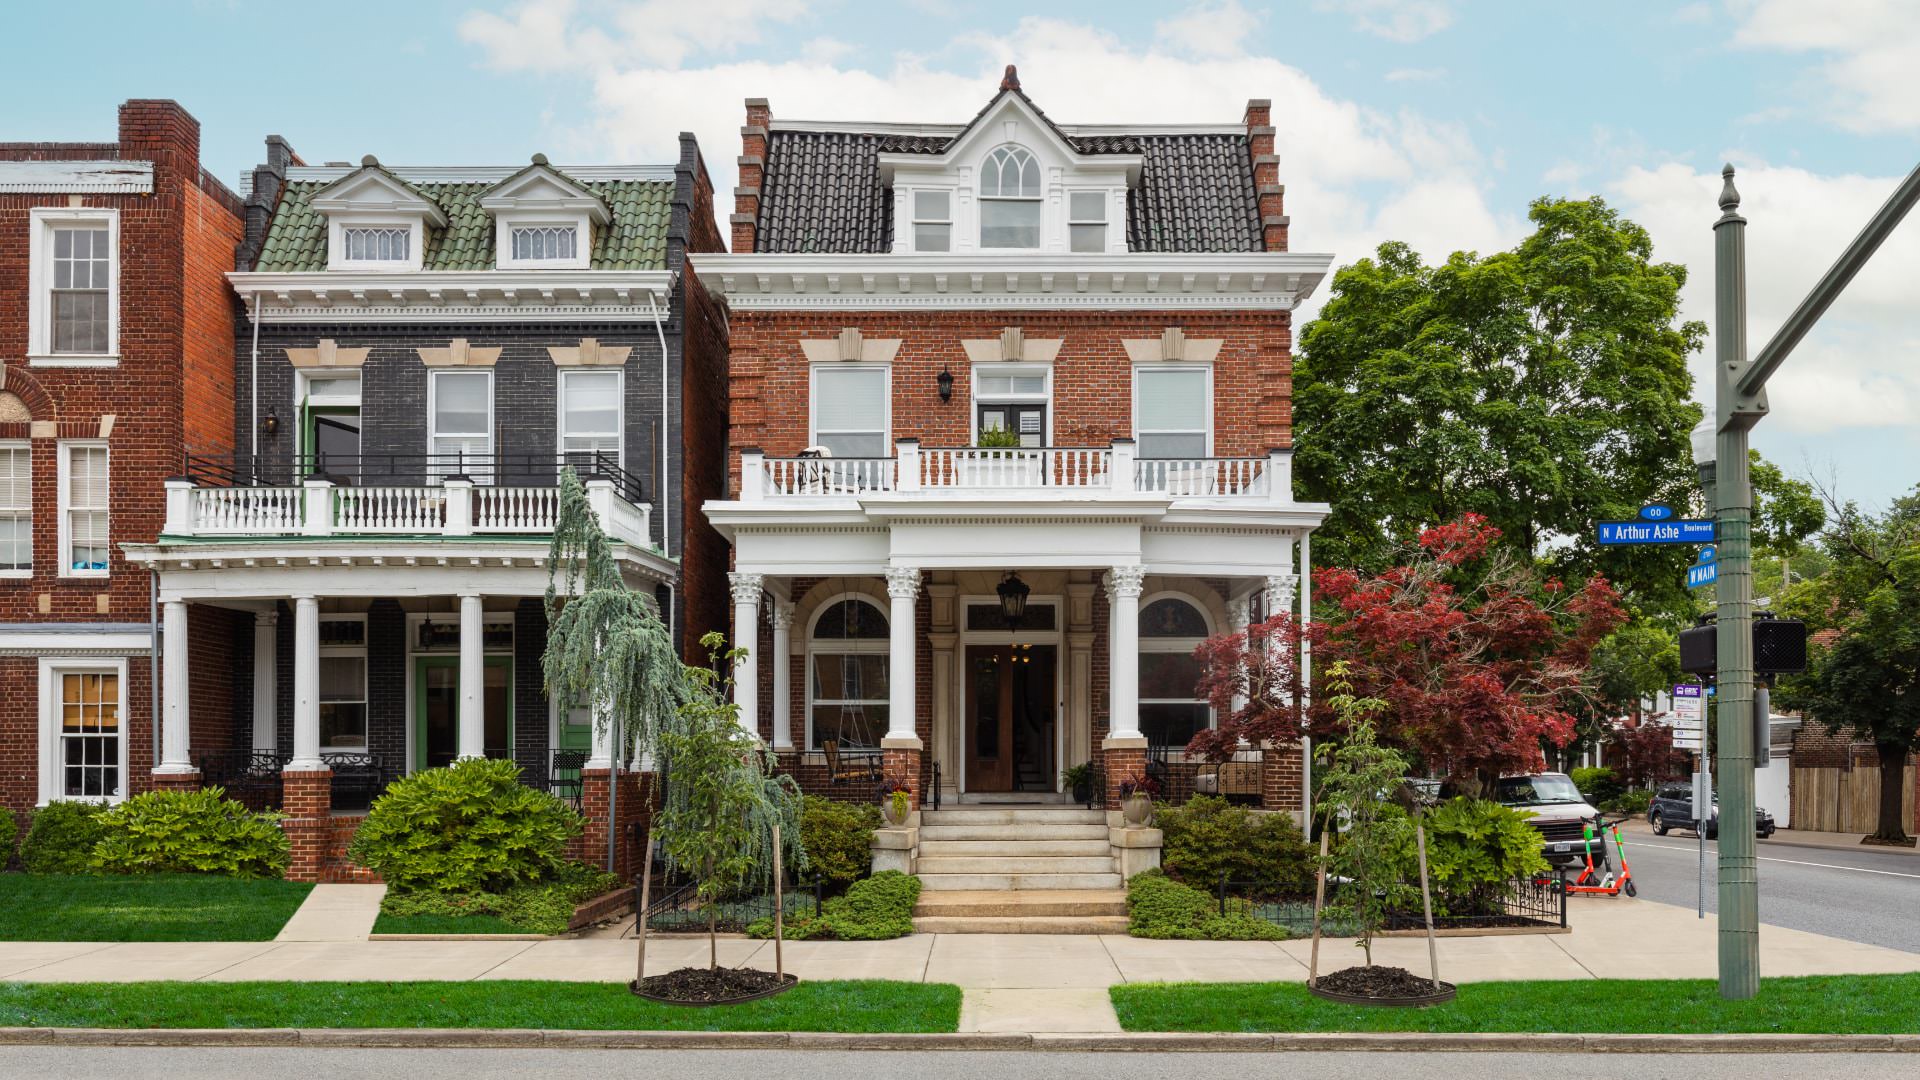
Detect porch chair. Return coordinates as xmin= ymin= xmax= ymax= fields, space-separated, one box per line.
xmin=548 ymin=748 xmax=589 ymax=807
xmin=821 ymin=740 xmax=879 ymax=787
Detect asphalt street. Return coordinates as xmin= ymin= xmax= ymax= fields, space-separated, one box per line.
xmin=1602 ymin=824 xmax=1920 ymax=954
xmin=3 ymin=1048 xmax=1918 ymax=1080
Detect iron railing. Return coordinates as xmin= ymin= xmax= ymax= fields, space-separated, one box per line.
xmin=183 ymin=450 xmax=645 ymax=505
xmin=1146 ymin=745 xmax=1264 ymax=806
xmin=639 ymin=871 xmax=827 ymax=933
xmin=1215 ymin=870 xmax=1570 ymax=936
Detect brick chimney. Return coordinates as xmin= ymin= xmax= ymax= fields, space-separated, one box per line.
xmin=1244 ymin=98 xmax=1286 ymax=252
xmin=734 ymin=97 xmax=771 ymax=253
xmin=118 ymin=99 xmax=199 ymax=187
xmin=237 ymin=135 xmax=301 ymax=272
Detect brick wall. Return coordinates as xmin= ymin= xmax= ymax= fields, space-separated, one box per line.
xmin=513 ymin=598 xmax=549 ymax=778
xmin=366 ymin=600 xmax=406 ymax=767
xmin=673 ymin=130 xmax=733 ymax=661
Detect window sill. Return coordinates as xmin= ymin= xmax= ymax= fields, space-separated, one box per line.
xmin=28 ymin=354 xmax=119 ymax=368
xmin=0 ymin=570 xmax=32 ymax=580
xmin=59 ymin=571 xmax=111 ymax=582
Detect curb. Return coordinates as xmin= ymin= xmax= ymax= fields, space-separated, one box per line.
xmin=0 ymin=1028 xmax=1915 ymax=1052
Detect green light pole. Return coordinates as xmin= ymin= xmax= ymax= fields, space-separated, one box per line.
xmin=1709 ymin=161 xmax=1920 ymax=999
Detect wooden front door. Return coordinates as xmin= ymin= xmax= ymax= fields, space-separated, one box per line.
xmin=965 ymin=644 xmax=1056 ymax=793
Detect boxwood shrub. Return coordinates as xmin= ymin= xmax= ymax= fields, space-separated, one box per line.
xmin=347 ymin=758 xmax=585 ymax=893
xmin=799 ymin=796 xmax=882 ymax=884
xmin=91 ymin=789 xmax=289 ymax=878
xmin=21 ymin=800 xmax=111 ymax=875
xmin=1126 ymin=869 xmax=1286 ymax=941
xmin=0 ymin=810 xmax=17 ymax=871
xmin=748 ymin=869 xmax=921 ymax=940
xmin=1155 ymin=795 xmax=1312 ymax=895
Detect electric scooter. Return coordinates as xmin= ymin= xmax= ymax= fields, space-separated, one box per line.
xmin=1564 ymin=814 xmax=1636 ymax=897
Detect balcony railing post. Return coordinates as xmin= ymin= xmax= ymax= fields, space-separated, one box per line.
xmin=584 ymin=477 xmax=617 ymax=533
xmin=163 ymin=478 xmax=195 ymax=536
xmin=1110 ymin=438 xmax=1137 ymax=495
xmin=895 ymin=438 xmax=920 ymax=492
xmin=301 ymin=479 xmax=334 ymax=537
xmin=739 ymin=448 xmax=765 ymax=503
xmin=1266 ymin=447 xmax=1293 ymax=505
xmin=442 ymin=478 xmax=474 ymax=538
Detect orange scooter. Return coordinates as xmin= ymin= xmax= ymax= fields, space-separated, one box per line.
xmin=1564 ymin=815 xmax=1636 ymax=897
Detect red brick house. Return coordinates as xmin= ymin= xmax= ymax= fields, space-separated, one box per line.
xmin=694 ymin=69 xmax=1332 ymax=894
xmin=1 ymin=101 xmax=245 ymax=830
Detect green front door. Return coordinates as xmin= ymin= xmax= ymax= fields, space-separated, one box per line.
xmin=414 ymin=655 xmax=513 ymax=771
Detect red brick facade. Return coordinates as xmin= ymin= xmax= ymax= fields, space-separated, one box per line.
xmin=0 ymin=100 xmax=242 ymax=828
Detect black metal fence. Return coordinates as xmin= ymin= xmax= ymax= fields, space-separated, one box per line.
xmin=183 ymin=450 xmax=645 ymax=505
xmin=1146 ymin=745 xmax=1263 ymax=806
xmin=1215 ymin=871 xmax=1568 ymax=936
xmin=194 ymin=749 xmax=593 ymax=814
xmin=639 ymin=873 xmax=828 ymax=933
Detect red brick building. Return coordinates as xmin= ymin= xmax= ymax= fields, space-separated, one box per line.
xmin=1 ymin=101 xmax=245 ymax=830
xmin=693 ymin=70 xmax=1333 ymax=853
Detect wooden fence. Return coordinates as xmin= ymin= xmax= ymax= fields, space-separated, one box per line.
xmin=1790 ymin=763 xmax=1916 ymax=834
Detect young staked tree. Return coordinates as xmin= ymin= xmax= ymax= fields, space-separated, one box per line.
xmin=1312 ymin=661 xmax=1415 ymax=969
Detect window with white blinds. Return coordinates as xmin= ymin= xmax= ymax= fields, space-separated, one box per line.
xmin=559 ymin=370 xmax=623 ymax=466
xmin=811 ymin=366 xmax=889 ymax=458
xmin=60 ymin=443 xmax=108 ymax=576
xmin=0 ymin=444 xmax=28 ymax=573
xmin=429 ymin=371 xmax=493 ymax=478
xmin=1134 ymin=367 xmax=1210 ymax=459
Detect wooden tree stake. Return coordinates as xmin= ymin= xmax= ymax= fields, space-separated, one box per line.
xmin=772 ymin=822 xmax=785 ymax=980
xmin=635 ymin=824 xmax=653 ymax=987
xmin=1414 ymin=813 xmax=1440 ymax=991
xmin=1309 ymin=826 xmax=1329 ymax=988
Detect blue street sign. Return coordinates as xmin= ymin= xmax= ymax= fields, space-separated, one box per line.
xmin=1595 ymin=519 xmax=1716 ymax=545
xmin=1639 ymin=504 xmax=1675 ymax=521
xmin=1697 ymin=545 xmax=1716 ymax=564
xmin=1687 ymin=561 xmax=1718 ymax=588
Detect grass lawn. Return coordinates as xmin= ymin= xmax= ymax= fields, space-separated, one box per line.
xmin=370 ymin=912 xmax=539 ymax=936
xmin=1111 ymin=974 xmax=1920 ymax=1034
xmin=0 ymin=980 xmax=962 ymax=1033
xmin=0 ymin=874 xmax=313 ymax=942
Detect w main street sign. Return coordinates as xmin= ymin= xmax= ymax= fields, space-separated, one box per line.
xmin=1595 ymin=519 xmax=1716 ymax=545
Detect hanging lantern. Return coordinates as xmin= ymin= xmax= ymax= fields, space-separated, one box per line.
xmin=997 ymin=571 xmax=1030 ymax=629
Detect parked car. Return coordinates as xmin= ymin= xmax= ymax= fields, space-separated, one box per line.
xmin=1452 ymin=773 xmax=1601 ymax=869
xmin=1648 ymin=784 xmax=1777 ymax=839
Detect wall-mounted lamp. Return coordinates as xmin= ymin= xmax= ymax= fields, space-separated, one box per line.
xmin=997 ymin=570 xmax=1030 ymax=629
xmin=936 ymin=365 xmax=954 ymax=403
xmin=262 ymin=406 xmax=279 ymax=437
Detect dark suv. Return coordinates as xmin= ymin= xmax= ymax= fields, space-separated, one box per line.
xmin=1648 ymin=784 xmax=1777 ymax=839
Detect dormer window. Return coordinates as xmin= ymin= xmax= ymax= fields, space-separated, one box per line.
xmin=341 ymin=226 xmax=410 ymax=263
xmin=979 ymin=145 xmax=1041 ymax=249
xmin=481 ymin=155 xmax=607 ymax=271
xmin=1069 ymin=192 xmax=1107 ymax=254
xmin=312 ymin=156 xmax=443 ymax=272
xmin=510 ymin=225 xmax=579 ymax=262
xmin=911 ymin=191 xmax=951 ymax=253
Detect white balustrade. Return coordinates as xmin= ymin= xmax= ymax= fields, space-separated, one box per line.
xmin=333 ymin=486 xmax=447 ymax=533
xmin=170 ymin=480 xmax=654 ymax=543
xmin=763 ymin=456 xmax=895 ymax=496
xmin=1135 ymin=456 xmax=1269 ymax=497
xmin=188 ymin=486 xmax=304 ymax=534
xmin=919 ymin=447 xmax=1112 ymax=489
xmin=473 ymin=486 xmax=559 ymax=533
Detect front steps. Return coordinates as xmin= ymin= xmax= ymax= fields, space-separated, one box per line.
xmin=911 ymin=808 xmax=1130 ymax=933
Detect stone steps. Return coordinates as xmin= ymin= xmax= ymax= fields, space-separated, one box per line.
xmin=916 ymin=871 xmax=1126 ymax=891
xmin=918 ymin=823 xmax=1110 ymax=842
xmin=918 ymin=808 xmax=1107 ymax=826
xmin=918 ymin=838 xmax=1113 ymax=857
xmin=914 ymin=889 xmax=1129 ymax=918
xmin=917 ymin=855 xmax=1118 ymax=875
xmin=913 ymin=915 xmax=1130 ymax=935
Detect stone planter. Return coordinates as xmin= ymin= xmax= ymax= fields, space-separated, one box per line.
xmin=1122 ymin=793 xmax=1153 ymax=826
xmin=882 ymin=797 xmax=911 ymax=827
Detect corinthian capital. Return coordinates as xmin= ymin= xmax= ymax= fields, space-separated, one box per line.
xmin=1107 ymin=564 xmax=1147 ymax=598
xmin=884 ymin=566 xmax=922 ymax=600
xmin=728 ymin=572 xmax=765 ymax=605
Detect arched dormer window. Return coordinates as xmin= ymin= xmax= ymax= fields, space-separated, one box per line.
xmin=980 ymin=145 xmax=1041 ymax=249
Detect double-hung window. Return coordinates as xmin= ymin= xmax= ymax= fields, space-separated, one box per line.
xmin=912 ymin=191 xmax=952 ymax=252
xmin=1134 ymin=366 xmax=1211 ymax=459
xmin=979 ymin=146 xmax=1041 ymax=249
xmin=429 ymin=371 xmax=493 ymax=480
xmin=29 ymin=209 xmax=118 ymax=363
xmin=52 ymin=665 xmax=125 ymax=801
xmin=558 ymin=369 xmax=623 ymax=469
xmin=59 ymin=443 xmax=108 ymax=577
xmin=811 ymin=366 xmax=889 ymax=458
xmin=0 ymin=443 xmax=28 ymax=575
xmin=1069 ymin=192 xmax=1108 ymax=253
xmin=319 ymin=617 xmax=368 ymax=752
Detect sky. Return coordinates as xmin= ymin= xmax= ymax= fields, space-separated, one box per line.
xmin=7 ymin=0 xmax=1919 ymax=508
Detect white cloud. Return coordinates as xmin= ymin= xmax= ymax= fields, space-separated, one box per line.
xmin=1611 ymin=160 xmax=1920 ymax=434
xmin=1384 ymin=67 xmax=1445 ymax=82
xmin=1730 ymin=0 xmax=1920 ymax=132
xmin=460 ymin=0 xmax=809 ymax=72
xmin=1321 ymin=0 xmax=1455 ymax=43
xmin=1155 ymin=1 xmax=1261 ymax=59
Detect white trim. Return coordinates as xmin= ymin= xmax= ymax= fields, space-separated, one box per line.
xmin=57 ymin=440 xmax=110 ymax=580
xmin=0 ymin=440 xmax=30 ymax=577
xmin=0 ymin=160 xmax=153 ymax=194
xmin=27 ymin=207 xmax=120 ymax=364
xmin=809 ymin=363 xmax=892 ymax=459
xmin=802 ymin=592 xmax=892 ymax=751
xmin=317 ymin=614 xmax=370 ymax=755
xmin=287 ymin=164 xmax=674 ymax=184
xmin=1136 ymin=590 xmax=1216 ymax=743
xmin=498 ymin=220 xmax=589 ymax=271
xmin=770 ymin=119 xmax=1247 ymax=138
xmin=326 ymin=214 xmax=425 ymax=273
xmin=970 ymin=364 xmax=1054 ymax=447
xmin=0 ymin=630 xmax=153 ymax=656
xmin=1132 ymin=364 xmax=1214 ymax=458
xmin=38 ymin=655 xmax=131 ymax=806
xmin=557 ymin=368 xmax=625 ymax=468
xmin=228 ymin=270 xmax=673 ymax=323
xmin=428 ymin=369 xmax=495 ymax=471
xmin=954 ymin=593 xmax=1067 ymax=795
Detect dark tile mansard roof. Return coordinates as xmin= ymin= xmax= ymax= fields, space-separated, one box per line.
xmin=754 ymin=70 xmax=1262 ymax=255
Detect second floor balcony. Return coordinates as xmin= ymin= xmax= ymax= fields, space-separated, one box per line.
xmin=738 ymin=440 xmax=1294 ymax=506
xmin=163 ymin=452 xmax=653 ymax=548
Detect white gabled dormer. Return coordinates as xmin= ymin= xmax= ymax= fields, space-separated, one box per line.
xmin=879 ymin=68 xmax=1141 ymax=256
xmin=310 ymin=155 xmax=447 ymax=272
xmin=479 ymin=154 xmax=610 ymax=271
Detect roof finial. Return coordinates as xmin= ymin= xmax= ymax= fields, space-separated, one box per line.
xmin=1718 ymin=163 xmax=1740 ymax=213
xmin=1000 ymin=64 xmax=1020 ymax=92
xmin=531 ymin=152 xmax=549 ymax=166
xmin=360 ymin=154 xmax=379 ymax=168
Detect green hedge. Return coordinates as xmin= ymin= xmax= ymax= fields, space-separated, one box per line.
xmin=1568 ymin=766 xmax=1624 ymax=807
xmin=1155 ymin=795 xmax=1312 ymax=895
xmin=92 ymin=789 xmax=289 ymax=878
xmin=800 ymin=796 xmax=882 ymax=884
xmin=749 ymin=870 xmax=921 ymax=940
xmin=377 ymin=863 xmax=621 ymax=935
xmin=1126 ymin=870 xmax=1287 ymax=941
xmin=0 ymin=810 xmax=17 ymax=871
xmin=21 ymin=801 xmax=110 ymax=875
xmin=347 ymin=758 xmax=585 ymax=893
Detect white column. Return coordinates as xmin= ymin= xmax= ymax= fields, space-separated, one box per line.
xmin=1106 ymin=565 xmax=1146 ymax=741
xmin=585 ymin=693 xmax=615 ymax=771
xmin=288 ymin=595 xmax=322 ymax=771
xmin=884 ymin=566 xmax=921 ymax=746
xmin=156 ymin=600 xmax=194 ymax=774
xmin=252 ymin=611 xmax=278 ymax=752
xmin=1228 ymin=591 xmax=1252 ymax=719
xmin=729 ymin=572 xmax=764 ymax=736
xmin=457 ymin=593 xmax=486 ymax=759
xmin=770 ymin=597 xmax=794 ymax=749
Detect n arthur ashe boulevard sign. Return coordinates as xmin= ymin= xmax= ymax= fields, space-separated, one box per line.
xmin=1596 ymin=506 xmax=1716 ymax=546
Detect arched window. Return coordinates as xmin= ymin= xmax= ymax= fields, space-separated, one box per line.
xmin=980 ymin=145 xmax=1041 ymax=249
xmin=807 ymin=594 xmax=891 ymax=750
xmin=1138 ymin=595 xmax=1212 ymax=747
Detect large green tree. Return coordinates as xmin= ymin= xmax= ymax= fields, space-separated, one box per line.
xmin=1778 ymin=488 xmax=1920 ymax=846
xmin=1295 ymin=196 xmax=1704 ymax=613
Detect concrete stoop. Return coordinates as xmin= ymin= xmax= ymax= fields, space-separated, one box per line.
xmin=912 ymin=807 xmax=1133 ymax=932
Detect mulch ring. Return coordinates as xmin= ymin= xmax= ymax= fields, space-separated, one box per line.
xmin=630 ymin=966 xmax=799 ymax=1005
xmin=1309 ymin=965 xmax=1457 ymax=1007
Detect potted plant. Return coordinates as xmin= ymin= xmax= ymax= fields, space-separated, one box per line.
xmin=1061 ymin=762 xmax=1094 ymax=805
xmin=878 ymin=777 xmax=912 ymax=827
xmin=1118 ymin=772 xmax=1158 ymax=826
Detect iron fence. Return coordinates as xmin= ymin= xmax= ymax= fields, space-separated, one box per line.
xmin=1146 ymin=745 xmax=1263 ymax=806
xmin=1214 ymin=870 xmax=1568 ymax=936
xmin=639 ymin=872 xmax=827 ymax=934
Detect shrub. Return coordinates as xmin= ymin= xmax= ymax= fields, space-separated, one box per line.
xmin=799 ymin=796 xmax=881 ymax=884
xmin=1568 ymin=766 xmax=1624 ymax=806
xmin=1606 ymin=789 xmax=1654 ymax=816
xmin=0 ymin=810 xmax=17 ymax=871
xmin=1124 ymin=868 xmax=1282 ymax=940
xmin=1156 ymin=795 xmax=1312 ymax=895
xmin=21 ymin=801 xmax=111 ymax=875
xmin=347 ymin=758 xmax=585 ymax=893
xmin=1415 ymin=798 xmax=1550 ymax=916
xmin=380 ymin=861 xmax=622 ymax=935
xmin=90 ymin=789 xmax=289 ymax=878
xmin=749 ymin=869 xmax=921 ymax=940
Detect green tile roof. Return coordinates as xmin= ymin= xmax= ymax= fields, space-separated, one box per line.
xmin=256 ymin=176 xmax=673 ymax=272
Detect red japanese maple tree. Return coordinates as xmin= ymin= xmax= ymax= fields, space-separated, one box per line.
xmin=1614 ymin=720 xmax=1690 ymax=787
xmin=1191 ymin=515 xmax=1627 ymax=789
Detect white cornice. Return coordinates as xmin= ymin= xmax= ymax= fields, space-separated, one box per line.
xmin=287 ymin=165 xmax=675 ymax=184
xmin=0 ymin=160 xmax=154 ymax=194
xmin=769 ymin=120 xmax=1248 ymax=138
xmin=688 ymin=252 xmax=1331 ymax=311
xmin=228 ymin=270 xmax=673 ymax=323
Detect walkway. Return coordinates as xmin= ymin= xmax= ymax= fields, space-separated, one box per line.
xmin=3 ymin=898 xmax=1917 ymax=1033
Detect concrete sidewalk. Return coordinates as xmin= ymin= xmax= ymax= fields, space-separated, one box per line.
xmin=1620 ymin=817 xmax=1920 ymax=857
xmin=275 ymin=885 xmax=387 ymax=942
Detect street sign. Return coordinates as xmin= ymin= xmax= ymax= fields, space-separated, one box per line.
xmin=1697 ymin=546 xmax=1716 ymax=563
xmin=1671 ymin=683 xmax=1705 ymax=750
xmin=1596 ymin=519 xmax=1715 ymax=545
xmin=1687 ymin=561 xmax=1718 ymax=588
xmin=1639 ymin=504 xmax=1676 ymax=521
